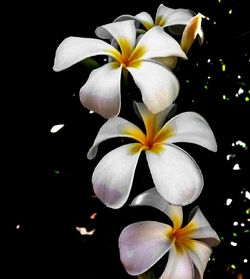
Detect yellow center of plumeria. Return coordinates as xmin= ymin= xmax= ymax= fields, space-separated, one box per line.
xmin=123 ymin=114 xmax=173 ymax=154
xmin=168 ymin=221 xmax=197 ymax=254
xmin=109 ymin=37 xmax=146 ymax=68
xmin=155 ymin=16 xmax=166 ymax=27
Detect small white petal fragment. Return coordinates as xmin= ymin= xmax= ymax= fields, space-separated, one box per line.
xmin=50 ymin=124 xmax=64 ymax=133
xmin=233 ymin=163 xmax=241 ymax=170
xmin=76 ymin=227 xmax=95 ymax=236
xmin=226 ymin=198 xmax=232 ymax=206
xmin=230 ymin=241 xmax=237 ymax=247
xmin=245 ymin=191 xmax=250 ymax=200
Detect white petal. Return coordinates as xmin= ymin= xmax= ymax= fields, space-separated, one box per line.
xmin=146 ymin=144 xmax=203 ymax=205
xmin=135 ymin=12 xmax=154 ymax=30
xmin=133 ymin=102 xmax=176 ymax=132
xmin=53 ymin=37 xmax=112 ymax=71
xmin=95 ymin=20 xmax=136 ymax=48
xmin=119 ymin=221 xmax=173 ymax=275
xmin=80 ymin=62 xmax=122 ymax=118
xmin=186 ymin=240 xmax=212 ymax=279
xmin=153 ymin=56 xmax=178 ymax=70
xmin=87 ymin=117 xmax=144 ymax=159
xmin=131 ymin=188 xmax=183 ymax=229
xmin=136 ymin=27 xmax=187 ymax=60
xmin=155 ymin=4 xmax=174 ymax=21
xmin=128 ymin=61 xmax=179 ymax=114
xmin=163 ymin=112 xmax=217 ymax=152
xmin=160 ymin=246 xmax=194 ymax=279
xmin=114 ymin=15 xmax=141 ymax=29
xmin=92 ymin=144 xmax=142 ymax=209
xmin=163 ymin=9 xmax=195 ymax=29
xmin=187 ymin=207 xmax=220 ymax=247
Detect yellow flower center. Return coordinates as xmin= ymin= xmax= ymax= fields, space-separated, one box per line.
xmin=170 ymin=221 xmax=196 ymax=253
xmin=123 ymin=115 xmax=173 ymax=154
xmin=108 ymin=37 xmax=146 ymax=68
xmin=155 ymin=16 xmax=166 ymax=27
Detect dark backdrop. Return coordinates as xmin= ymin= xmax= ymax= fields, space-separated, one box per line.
xmin=5 ymin=0 xmax=249 ymax=278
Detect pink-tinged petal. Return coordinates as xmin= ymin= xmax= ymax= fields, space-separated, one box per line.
xmin=181 ymin=13 xmax=205 ymax=54
xmin=87 ymin=117 xmax=144 ymax=159
xmin=128 ymin=61 xmax=179 ymax=114
xmin=95 ymin=20 xmax=136 ymax=48
xmin=159 ymin=246 xmax=194 ymax=279
xmin=186 ymin=240 xmax=212 ymax=279
xmin=135 ymin=12 xmax=154 ymax=30
xmin=53 ymin=37 xmax=113 ymax=71
xmin=187 ymin=207 xmax=220 ymax=247
xmin=136 ymin=27 xmax=187 ymax=60
xmin=119 ymin=221 xmax=173 ymax=275
xmin=80 ymin=62 xmax=122 ymax=118
xmin=146 ymin=144 xmax=203 ymax=205
xmin=92 ymin=143 xmax=142 ymax=209
xmin=131 ymin=188 xmax=183 ymax=229
xmin=162 ymin=112 xmax=217 ymax=151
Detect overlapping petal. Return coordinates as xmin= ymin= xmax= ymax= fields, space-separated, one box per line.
xmin=53 ymin=37 xmax=114 ymax=71
xmin=136 ymin=26 xmax=187 ymax=60
xmin=80 ymin=62 xmax=122 ymax=118
xmin=161 ymin=112 xmax=217 ymax=151
xmin=146 ymin=144 xmax=203 ymax=205
xmin=87 ymin=116 xmax=144 ymax=159
xmin=128 ymin=61 xmax=179 ymax=114
xmin=92 ymin=143 xmax=142 ymax=209
xmin=119 ymin=221 xmax=174 ymax=275
xmin=160 ymin=246 xmax=194 ymax=279
xmin=95 ymin=20 xmax=136 ymax=48
xmin=131 ymin=188 xmax=183 ymax=229
xmin=187 ymin=207 xmax=220 ymax=247
xmin=186 ymin=240 xmax=212 ymax=279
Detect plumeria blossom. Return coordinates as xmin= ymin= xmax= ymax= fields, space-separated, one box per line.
xmin=115 ymin=4 xmax=205 ymax=51
xmin=53 ymin=20 xmax=187 ymax=118
xmin=87 ymin=102 xmax=217 ymax=209
xmin=119 ymin=188 xmax=220 ymax=278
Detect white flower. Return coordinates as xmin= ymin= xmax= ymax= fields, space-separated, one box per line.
xmin=87 ymin=102 xmax=217 ymax=209
xmin=53 ymin=20 xmax=187 ymax=118
xmin=119 ymin=188 xmax=220 ymax=278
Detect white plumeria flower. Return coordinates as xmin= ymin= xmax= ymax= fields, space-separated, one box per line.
xmin=53 ymin=20 xmax=187 ymax=119
xmin=115 ymin=5 xmax=204 ymax=47
xmin=87 ymin=102 xmax=217 ymax=209
xmin=114 ymin=5 xmax=205 ymax=68
xmin=119 ymin=188 xmax=220 ymax=278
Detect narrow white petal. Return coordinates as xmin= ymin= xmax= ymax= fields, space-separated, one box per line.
xmin=87 ymin=117 xmax=143 ymax=159
xmin=135 ymin=12 xmax=154 ymax=30
xmin=187 ymin=207 xmax=220 ymax=247
xmin=163 ymin=112 xmax=217 ymax=152
xmin=53 ymin=37 xmax=112 ymax=71
xmin=186 ymin=240 xmax=212 ymax=279
xmin=95 ymin=20 xmax=136 ymax=48
xmin=92 ymin=144 xmax=142 ymax=209
xmin=160 ymin=246 xmax=194 ymax=279
xmin=136 ymin=27 xmax=187 ymax=60
xmin=119 ymin=221 xmax=173 ymax=275
xmin=131 ymin=188 xmax=183 ymax=229
xmin=128 ymin=61 xmax=179 ymax=114
xmin=80 ymin=63 xmax=122 ymax=118
xmin=146 ymin=144 xmax=203 ymax=205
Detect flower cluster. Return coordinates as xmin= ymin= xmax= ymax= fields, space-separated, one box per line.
xmin=53 ymin=3 xmax=219 ymax=278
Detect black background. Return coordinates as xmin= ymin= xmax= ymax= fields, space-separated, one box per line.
xmin=5 ymin=0 xmax=249 ymax=278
